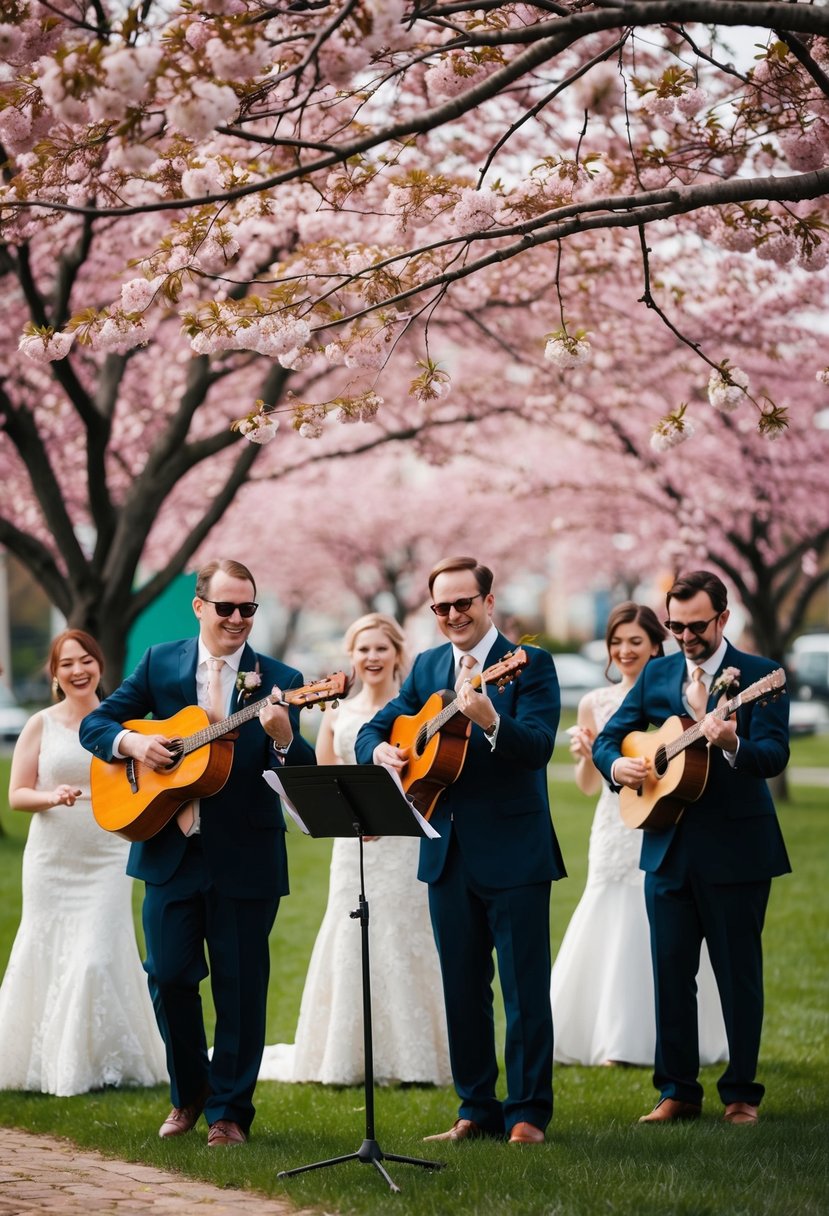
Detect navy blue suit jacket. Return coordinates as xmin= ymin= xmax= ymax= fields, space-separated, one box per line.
xmin=355 ymin=635 xmax=566 ymax=889
xmin=592 ymin=643 xmax=791 ymax=883
xmin=80 ymin=638 xmax=315 ymax=899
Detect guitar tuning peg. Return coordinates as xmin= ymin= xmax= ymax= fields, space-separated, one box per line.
xmin=330 ymin=699 xmax=339 ymax=710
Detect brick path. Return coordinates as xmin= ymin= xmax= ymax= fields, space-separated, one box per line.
xmin=0 ymin=1128 xmax=318 ymax=1215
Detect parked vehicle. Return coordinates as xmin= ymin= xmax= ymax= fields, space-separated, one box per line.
xmin=0 ymin=684 xmax=29 ymax=743
xmin=788 ymin=699 xmax=829 ymax=737
xmin=786 ymin=634 xmax=829 ymax=704
xmin=552 ymin=652 xmax=608 ymax=708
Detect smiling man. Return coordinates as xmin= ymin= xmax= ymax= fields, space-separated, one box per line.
xmin=593 ymin=570 xmax=791 ymax=1128
xmin=356 ymin=555 xmax=565 ymax=1145
xmin=80 ymin=558 xmax=315 ymax=1147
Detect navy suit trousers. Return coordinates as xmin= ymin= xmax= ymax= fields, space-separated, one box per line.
xmin=427 ymin=835 xmax=553 ymax=1133
xmin=142 ymin=836 xmax=279 ymax=1131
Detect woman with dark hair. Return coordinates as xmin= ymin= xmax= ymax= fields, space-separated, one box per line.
xmin=0 ymin=630 xmax=166 ymax=1095
xmin=550 ymin=604 xmax=727 ymax=1066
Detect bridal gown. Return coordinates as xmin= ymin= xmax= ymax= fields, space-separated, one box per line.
xmin=551 ymin=684 xmax=729 ymax=1066
xmin=0 ymin=712 xmax=167 ymax=1095
xmin=259 ymin=700 xmax=452 ymax=1085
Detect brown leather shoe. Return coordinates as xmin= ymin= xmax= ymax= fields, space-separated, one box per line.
xmin=509 ymin=1121 xmax=545 ymax=1145
xmin=423 ymin=1118 xmax=487 ymax=1142
xmin=723 ymin=1102 xmax=759 ymax=1125
xmin=638 ymin=1098 xmax=702 ymax=1124
xmin=158 ymin=1091 xmax=208 ymax=1139
xmin=207 ymin=1120 xmax=247 ymax=1147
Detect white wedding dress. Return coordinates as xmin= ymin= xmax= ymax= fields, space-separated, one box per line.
xmin=0 ymin=712 xmax=167 ymax=1095
xmin=259 ymin=701 xmax=452 ymax=1086
xmin=551 ymin=684 xmax=729 ymax=1066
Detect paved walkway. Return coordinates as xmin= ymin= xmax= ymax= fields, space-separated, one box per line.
xmin=0 ymin=1128 xmax=317 ymax=1216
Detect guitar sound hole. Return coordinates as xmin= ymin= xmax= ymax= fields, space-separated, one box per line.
xmin=414 ymin=727 xmax=428 ymax=758
xmin=164 ymin=740 xmax=184 ymax=770
xmin=654 ymin=745 xmax=669 ymax=778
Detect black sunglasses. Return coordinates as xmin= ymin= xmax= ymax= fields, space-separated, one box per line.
xmin=202 ymin=598 xmax=259 ymax=619
xmin=664 ymin=613 xmax=720 ymax=637
xmin=430 ymin=594 xmax=482 ymax=618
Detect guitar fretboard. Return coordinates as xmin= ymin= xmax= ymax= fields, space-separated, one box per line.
xmin=181 ymin=693 xmax=278 ymax=755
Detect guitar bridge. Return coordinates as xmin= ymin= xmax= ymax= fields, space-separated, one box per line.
xmin=125 ymin=758 xmax=139 ymax=795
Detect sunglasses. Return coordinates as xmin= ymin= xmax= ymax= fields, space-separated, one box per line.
xmin=664 ymin=613 xmax=720 ymax=637
xmin=202 ymin=598 xmax=259 ymax=619
xmin=430 ymin=594 xmax=482 ymax=618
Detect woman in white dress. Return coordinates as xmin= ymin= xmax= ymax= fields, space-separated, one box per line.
xmin=551 ymin=603 xmax=728 ymax=1067
xmin=0 ymin=630 xmax=167 ymax=1096
xmin=259 ymin=613 xmax=451 ymax=1086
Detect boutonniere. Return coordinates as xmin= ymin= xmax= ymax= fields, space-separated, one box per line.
xmin=235 ymin=662 xmax=261 ymax=700
xmin=711 ymin=666 xmax=741 ymax=699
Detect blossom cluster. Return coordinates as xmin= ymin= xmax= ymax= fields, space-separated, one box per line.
xmin=544 ymin=333 xmax=591 ymax=370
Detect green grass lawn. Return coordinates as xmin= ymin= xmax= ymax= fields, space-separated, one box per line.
xmin=0 ymin=746 xmax=827 ymax=1215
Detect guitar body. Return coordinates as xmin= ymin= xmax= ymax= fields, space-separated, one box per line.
xmin=619 ymin=715 xmax=710 ymax=831
xmin=390 ymin=690 xmax=471 ymax=820
xmin=91 ymin=706 xmax=235 ymax=842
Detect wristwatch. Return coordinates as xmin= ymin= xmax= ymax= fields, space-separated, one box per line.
xmin=272 ymin=738 xmax=291 ymax=755
xmin=483 ymin=715 xmax=499 ymax=739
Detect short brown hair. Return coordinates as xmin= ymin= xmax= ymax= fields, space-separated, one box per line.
xmin=195 ymin=559 xmax=257 ymax=601
xmin=48 ymin=630 xmax=106 ymax=701
xmin=667 ymin=570 xmax=727 ymax=616
xmin=428 ymin=556 xmax=494 ymax=597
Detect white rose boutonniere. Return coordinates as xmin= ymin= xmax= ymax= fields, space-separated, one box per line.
xmin=235 ymin=665 xmax=262 ymax=700
xmin=711 ymin=666 xmax=741 ymax=700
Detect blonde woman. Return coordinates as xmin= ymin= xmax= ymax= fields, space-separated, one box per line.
xmin=259 ymin=613 xmax=451 ymax=1086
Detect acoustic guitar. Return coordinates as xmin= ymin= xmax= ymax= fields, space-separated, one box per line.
xmin=389 ymin=648 xmax=529 ymax=819
xmin=91 ymin=672 xmax=349 ymax=842
xmin=619 ymin=668 xmax=786 ymax=832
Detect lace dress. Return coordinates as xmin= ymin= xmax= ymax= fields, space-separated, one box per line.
xmin=551 ymin=685 xmax=729 ymax=1066
xmin=258 ymin=700 xmax=452 ymax=1085
xmin=0 ymin=712 xmax=167 ymax=1095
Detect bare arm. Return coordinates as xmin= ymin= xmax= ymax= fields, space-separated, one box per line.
xmin=569 ymin=692 xmax=602 ymax=797
xmin=8 ymin=713 xmax=83 ymax=812
xmin=315 ymin=706 xmax=339 ymax=766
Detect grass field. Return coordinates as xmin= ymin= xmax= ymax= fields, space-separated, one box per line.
xmin=0 ymin=741 xmax=827 ymax=1215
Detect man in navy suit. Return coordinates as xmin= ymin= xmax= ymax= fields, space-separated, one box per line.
xmin=81 ymin=558 xmax=315 ymax=1146
xmin=593 ymin=570 xmax=790 ymax=1127
xmin=356 ymin=555 xmax=565 ymax=1145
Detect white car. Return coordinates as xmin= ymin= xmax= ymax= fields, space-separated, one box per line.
xmin=0 ymin=685 xmax=29 ymax=743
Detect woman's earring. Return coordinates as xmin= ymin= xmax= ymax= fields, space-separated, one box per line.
xmin=51 ymin=676 xmax=60 ymax=698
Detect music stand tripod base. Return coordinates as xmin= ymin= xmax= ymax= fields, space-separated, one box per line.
xmin=273 ymin=766 xmax=445 ymax=1192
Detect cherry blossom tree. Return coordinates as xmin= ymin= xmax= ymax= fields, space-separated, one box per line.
xmin=2 ymin=2 xmax=829 ymax=677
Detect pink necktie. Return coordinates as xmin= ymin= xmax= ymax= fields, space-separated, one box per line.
xmin=686 ymin=667 xmax=708 ymax=720
xmin=455 ymin=653 xmax=477 ymax=691
xmin=177 ymin=658 xmax=226 ymax=836
xmin=206 ymin=657 xmax=226 ymax=723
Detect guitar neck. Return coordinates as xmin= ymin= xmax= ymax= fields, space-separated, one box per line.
xmin=423 ymin=696 xmax=462 ymax=745
xmin=662 ymin=678 xmax=773 ymax=764
xmin=181 ymin=692 xmax=286 ymax=755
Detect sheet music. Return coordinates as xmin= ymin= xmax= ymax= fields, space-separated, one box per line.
xmin=263 ymin=770 xmax=310 ymax=832
xmin=262 ymin=766 xmax=440 ymax=839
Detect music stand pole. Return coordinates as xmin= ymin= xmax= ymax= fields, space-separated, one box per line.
xmin=274 ymin=768 xmax=444 ymax=1193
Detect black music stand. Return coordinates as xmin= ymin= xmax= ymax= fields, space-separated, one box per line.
xmin=273 ymin=765 xmax=445 ymax=1194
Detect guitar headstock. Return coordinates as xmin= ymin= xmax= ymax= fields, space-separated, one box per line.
xmin=286 ymin=671 xmax=351 ymax=710
xmin=480 ymin=647 xmax=529 ymax=692
xmin=756 ymin=667 xmax=787 ymax=705
xmin=735 ymin=667 xmax=787 ymax=710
